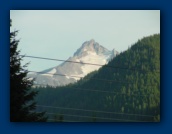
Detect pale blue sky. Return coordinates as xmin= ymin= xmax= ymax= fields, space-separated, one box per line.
xmin=10 ymin=10 xmax=160 ymax=71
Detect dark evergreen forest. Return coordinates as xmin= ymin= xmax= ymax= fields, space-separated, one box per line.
xmin=33 ymin=34 xmax=160 ymax=122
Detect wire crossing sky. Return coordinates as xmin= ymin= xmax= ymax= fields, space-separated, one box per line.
xmin=10 ymin=10 xmax=160 ymax=71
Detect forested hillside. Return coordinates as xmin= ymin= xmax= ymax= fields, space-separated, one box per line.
xmin=34 ymin=34 xmax=160 ymax=122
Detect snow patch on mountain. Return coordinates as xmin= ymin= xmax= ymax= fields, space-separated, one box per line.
xmin=42 ymin=68 xmax=56 ymax=77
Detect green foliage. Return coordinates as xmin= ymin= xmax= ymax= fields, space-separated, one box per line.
xmin=53 ymin=113 xmax=64 ymax=122
xmin=10 ymin=19 xmax=47 ymax=122
xmin=34 ymin=34 xmax=160 ymax=122
xmin=91 ymin=112 xmax=97 ymax=122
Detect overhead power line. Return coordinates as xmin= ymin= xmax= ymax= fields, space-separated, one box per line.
xmin=47 ymin=118 xmax=156 ymax=122
xmin=33 ymin=84 xmax=159 ymax=97
xmin=47 ymin=118 xmax=81 ymax=122
xmin=44 ymin=112 xmax=146 ymax=122
xmin=36 ymin=105 xmax=156 ymax=117
xmin=28 ymin=70 xmax=131 ymax=84
xmin=20 ymin=55 xmax=160 ymax=73
xmin=28 ymin=70 xmax=159 ymax=87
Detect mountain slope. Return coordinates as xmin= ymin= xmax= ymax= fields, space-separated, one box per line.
xmin=28 ymin=39 xmax=118 ymax=87
xmin=34 ymin=34 xmax=160 ymax=122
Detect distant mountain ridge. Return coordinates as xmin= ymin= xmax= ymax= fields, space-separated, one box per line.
xmin=35 ymin=34 xmax=160 ymax=122
xmin=28 ymin=39 xmax=119 ymax=87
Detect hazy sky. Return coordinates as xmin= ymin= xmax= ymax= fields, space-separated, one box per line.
xmin=10 ymin=10 xmax=160 ymax=71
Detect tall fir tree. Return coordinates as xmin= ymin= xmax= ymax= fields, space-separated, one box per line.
xmin=10 ymin=19 xmax=47 ymax=122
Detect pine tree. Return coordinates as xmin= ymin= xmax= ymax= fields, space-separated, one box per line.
xmin=10 ymin=19 xmax=47 ymax=122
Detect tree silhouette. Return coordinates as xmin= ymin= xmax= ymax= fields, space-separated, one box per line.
xmin=10 ymin=19 xmax=47 ymax=122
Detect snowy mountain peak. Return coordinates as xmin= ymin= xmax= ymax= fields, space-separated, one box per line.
xmin=82 ymin=39 xmax=95 ymax=45
xmin=74 ymin=39 xmax=109 ymax=57
xmin=29 ymin=40 xmax=119 ymax=87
